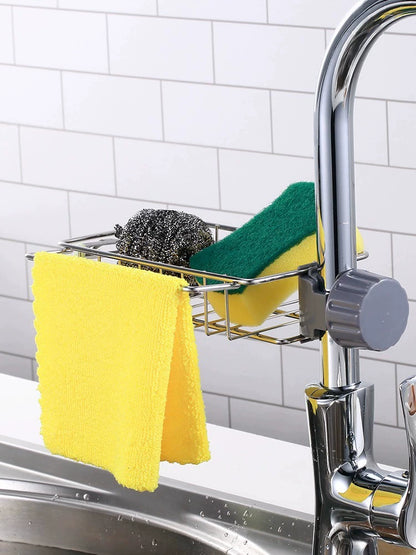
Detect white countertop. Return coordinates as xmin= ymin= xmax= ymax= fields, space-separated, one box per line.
xmin=0 ymin=373 xmax=315 ymax=516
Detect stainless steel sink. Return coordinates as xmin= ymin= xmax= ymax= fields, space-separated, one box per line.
xmin=0 ymin=437 xmax=313 ymax=554
xmin=2 ymin=438 xmax=415 ymax=554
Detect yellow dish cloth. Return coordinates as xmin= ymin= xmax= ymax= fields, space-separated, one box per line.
xmin=32 ymin=252 xmax=210 ymax=492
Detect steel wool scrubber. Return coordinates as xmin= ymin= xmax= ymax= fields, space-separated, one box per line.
xmin=115 ymin=209 xmax=214 ymax=284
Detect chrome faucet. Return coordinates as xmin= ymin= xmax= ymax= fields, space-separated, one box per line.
xmin=302 ymin=0 xmax=416 ymax=552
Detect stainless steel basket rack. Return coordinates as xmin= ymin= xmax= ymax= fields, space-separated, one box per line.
xmin=27 ymin=223 xmax=368 ymax=346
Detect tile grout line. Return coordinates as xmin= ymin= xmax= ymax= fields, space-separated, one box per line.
xmin=3 ymin=3 xmax=416 ymax=37
xmin=155 ymin=0 xmax=159 ymax=16
xmin=0 ymin=120 xmax=316 ymax=159
xmin=32 ymin=359 xmax=38 ymax=382
xmin=0 ymin=236 xmax=54 ymax=247
xmin=0 ymin=292 xmax=33 ymax=303
xmin=159 ymin=80 xmax=165 ymax=141
xmin=228 ymin=397 xmax=232 ymax=428
xmin=105 ymin=13 xmax=111 ymax=74
xmin=203 ymin=390 xmax=308 ymax=412
xmin=24 ymin=241 xmax=31 ymax=300
xmin=16 ymin=124 xmax=23 ymax=182
xmin=10 ymin=6 xmax=16 ymax=64
xmin=6 ymin=115 xmax=416 ymax=171
xmin=216 ymin=148 xmax=222 ymax=209
xmin=395 ymin=363 xmax=400 ymax=427
xmin=0 ymin=350 xmax=34 ymax=361
xmin=0 ymin=179 xmax=255 ymax=217
xmin=66 ymin=190 xmax=72 ymax=237
xmin=265 ymin=0 xmax=269 ymax=24
xmin=210 ymin=21 xmax=216 ymax=83
xmin=59 ymin=71 xmax=65 ymax=128
xmin=5 ymin=59 xmax=416 ymax=104
xmin=0 ymin=5 xmax=345 ymax=30
xmin=390 ymin=231 xmax=395 ymax=278
xmin=112 ymin=137 xmax=118 ymax=195
xmin=385 ymin=100 xmax=391 ymax=166
xmin=0 ymin=61 xmax=325 ymax=94
xmin=280 ymin=346 xmax=285 ymax=406
xmin=269 ymin=89 xmax=274 ymax=153
xmin=359 ymin=226 xmax=416 ymax=238
xmin=6 ymin=182 xmax=416 ymax=239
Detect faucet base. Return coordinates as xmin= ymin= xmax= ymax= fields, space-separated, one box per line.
xmin=306 ymin=382 xmax=408 ymax=554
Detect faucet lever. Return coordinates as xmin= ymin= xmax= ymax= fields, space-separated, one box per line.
xmin=399 ymin=376 xmax=416 ymax=547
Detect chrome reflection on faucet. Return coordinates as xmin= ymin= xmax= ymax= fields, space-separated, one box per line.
xmin=305 ymin=0 xmax=416 ymax=552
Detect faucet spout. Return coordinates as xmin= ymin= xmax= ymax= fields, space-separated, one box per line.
xmin=308 ymin=2 xmax=416 ymax=552
xmin=315 ymin=0 xmax=416 ymax=389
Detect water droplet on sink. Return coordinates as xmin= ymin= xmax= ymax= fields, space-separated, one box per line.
xmin=226 ymin=511 xmax=230 ymax=516
xmin=243 ymin=539 xmax=248 ymax=545
xmin=243 ymin=509 xmax=249 ymax=517
xmin=292 ymin=521 xmax=295 ymax=526
xmin=52 ymin=494 xmax=58 ymax=501
xmin=243 ymin=520 xmax=247 ymax=526
xmin=277 ymin=526 xmax=282 ymax=533
xmin=152 ymin=538 xmax=158 ymax=546
xmin=199 ymin=511 xmax=204 ymax=517
xmin=224 ymin=532 xmax=228 ymax=538
xmin=75 ymin=492 xmax=81 ymax=499
xmin=218 ymin=514 xmax=222 ymax=520
xmin=83 ymin=493 xmax=90 ymax=501
xmin=28 ymin=521 xmax=32 ymax=526
xmin=117 ymin=515 xmax=122 ymax=521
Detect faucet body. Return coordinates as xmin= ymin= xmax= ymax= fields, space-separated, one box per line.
xmin=306 ymin=383 xmax=411 ymax=554
xmin=308 ymin=0 xmax=416 ymax=552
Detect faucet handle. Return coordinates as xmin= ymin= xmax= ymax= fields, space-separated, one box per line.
xmin=399 ymin=376 xmax=416 ymax=547
xmin=325 ymin=269 xmax=409 ymax=350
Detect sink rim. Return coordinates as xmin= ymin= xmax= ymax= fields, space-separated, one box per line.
xmin=0 ymin=435 xmax=314 ymax=554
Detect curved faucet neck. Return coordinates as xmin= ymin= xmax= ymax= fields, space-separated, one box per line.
xmin=315 ymin=0 xmax=416 ymax=389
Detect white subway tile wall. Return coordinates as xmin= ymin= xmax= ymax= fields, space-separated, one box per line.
xmin=108 ymin=16 xmax=213 ymax=82
xmin=21 ymin=127 xmax=115 ymax=193
xmin=115 ymin=139 xmax=219 ymax=207
xmin=63 ymin=72 xmax=163 ymax=139
xmin=157 ymin=0 xmax=267 ymax=23
xmin=13 ymin=8 xmax=108 ymax=72
xmin=2 ymin=0 xmax=416 ymax=467
xmin=0 ymin=66 xmax=62 ymax=127
xmin=58 ymin=0 xmax=156 ymax=15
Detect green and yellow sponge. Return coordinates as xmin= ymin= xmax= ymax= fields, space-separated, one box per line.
xmin=190 ymin=182 xmax=364 ymax=327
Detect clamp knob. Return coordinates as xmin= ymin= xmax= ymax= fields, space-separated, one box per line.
xmin=326 ymin=269 xmax=409 ymax=350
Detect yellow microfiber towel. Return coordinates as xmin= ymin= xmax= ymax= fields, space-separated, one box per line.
xmin=32 ymin=252 xmax=210 ymax=492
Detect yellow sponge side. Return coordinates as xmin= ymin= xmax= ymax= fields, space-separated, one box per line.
xmin=208 ymin=230 xmax=364 ymax=327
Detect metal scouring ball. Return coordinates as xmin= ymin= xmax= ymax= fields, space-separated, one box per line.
xmin=114 ymin=209 xmax=214 ymax=285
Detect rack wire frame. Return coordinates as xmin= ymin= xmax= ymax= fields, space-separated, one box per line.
xmin=27 ymin=224 xmax=368 ymax=346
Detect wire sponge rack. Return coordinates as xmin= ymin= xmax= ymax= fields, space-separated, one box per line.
xmin=27 ymin=222 xmax=368 ymax=347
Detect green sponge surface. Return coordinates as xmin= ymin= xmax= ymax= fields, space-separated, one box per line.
xmin=189 ymin=181 xmax=316 ymax=294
